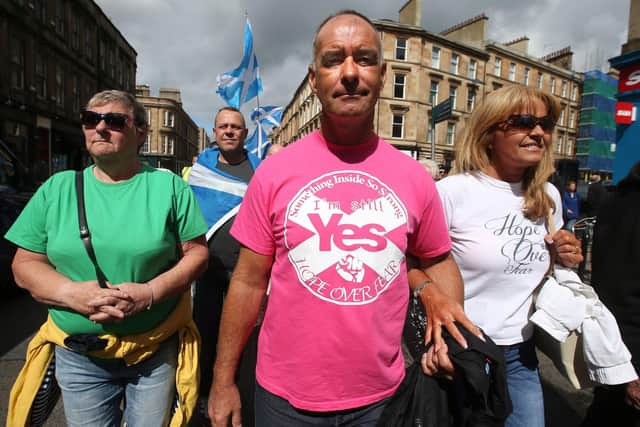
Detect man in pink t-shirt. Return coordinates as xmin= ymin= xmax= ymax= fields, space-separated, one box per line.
xmin=207 ymin=10 xmax=474 ymax=426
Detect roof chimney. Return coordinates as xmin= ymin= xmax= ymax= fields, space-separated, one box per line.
xmin=399 ymin=0 xmax=422 ymax=26
xmin=623 ymin=0 xmax=640 ymax=54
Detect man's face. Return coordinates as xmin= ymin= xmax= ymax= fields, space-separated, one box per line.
xmin=308 ymin=14 xmax=386 ymax=118
xmin=214 ymin=110 xmax=247 ymax=154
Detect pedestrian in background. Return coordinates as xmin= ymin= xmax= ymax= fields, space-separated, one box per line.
xmin=188 ymin=106 xmax=261 ymax=426
xmin=5 ymin=90 xmax=208 ymax=426
xmin=419 ymin=158 xmax=441 ymax=181
xmin=582 ymin=161 xmax=640 ymax=427
xmin=562 ymin=180 xmax=580 ymax=231
xmin=585 ymin=173 xmax=607 ymax=216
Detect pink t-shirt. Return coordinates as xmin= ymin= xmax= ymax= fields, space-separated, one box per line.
xmin=231 ymin=131 xmax=451 ymax=411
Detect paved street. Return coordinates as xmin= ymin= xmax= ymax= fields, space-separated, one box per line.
xmin=0 ymin=291 xmax=594 ymax=426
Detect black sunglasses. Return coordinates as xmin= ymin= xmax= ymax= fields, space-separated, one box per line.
xmin=80 ymin=110 xmax=131 ymax=130
xmin=503 ymin=114 xmax=555 ymax=132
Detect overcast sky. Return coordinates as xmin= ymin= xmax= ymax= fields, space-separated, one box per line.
xmin=94 ymin=0 xmax=631 ymax=135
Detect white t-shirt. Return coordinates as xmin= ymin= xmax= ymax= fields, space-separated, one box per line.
xmin=437 ymin=172 xmax=563 ymax=345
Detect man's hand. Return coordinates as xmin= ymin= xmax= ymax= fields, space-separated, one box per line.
xmin=625 ymin=379 xmax=640 ymax=411
xmin=208 ymin=382 xmax=242 ymax=427
xmin=545 ymin=229 xmax=583 ymax=268
xmin=421 ymin=342 xmax=454 ymax=379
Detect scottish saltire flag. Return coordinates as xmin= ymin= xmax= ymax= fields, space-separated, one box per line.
xmin=188 ymin=147 xmax=261 ymax=240
xmin=216 ymin=19 xmax=263 ymax=109
xmin=244 ymin=124 xmax=271 ymax=159
xmin=251 ymin=105 xmax=283 ymax=129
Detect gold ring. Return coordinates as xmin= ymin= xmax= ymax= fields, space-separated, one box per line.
xmin=573 ymin=246 xmax=579 ymax=254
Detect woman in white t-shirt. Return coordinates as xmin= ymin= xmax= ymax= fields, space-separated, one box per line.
xmin=412 ymin=86 xmax=584 ymax=427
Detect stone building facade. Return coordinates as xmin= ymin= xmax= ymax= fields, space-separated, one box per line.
xmin=135 ymin=85 xmax=202 ymax=174
xmin=272 ymin=0 xmax=582 ymax=170
xmin=0 ymin=0 xmax=136 ymax=189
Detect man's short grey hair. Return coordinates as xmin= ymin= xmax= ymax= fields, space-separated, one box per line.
xmin=86 ymin=90 xmax=148 ymax=128
xmin=310 ymin=10 xmax=382 ymax=70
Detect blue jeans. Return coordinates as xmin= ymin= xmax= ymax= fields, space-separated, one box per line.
xmin=255 ymin=383 xmax=388 ymax=426
xmin=502 ymin=340 xmax=545 ymax=427
xmin=55 ymin=334 xmax=178 ymax=427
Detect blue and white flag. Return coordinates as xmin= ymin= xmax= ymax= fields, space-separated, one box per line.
xmin=251 ymin=105 xmax=283 ymax=130
xmin=188 ymin=147 xmax=261 ymax=240
xmin=244 ymin=124 xmax=271 ymax=159
xmin=216 ymin=19 xmax=263 ymax=109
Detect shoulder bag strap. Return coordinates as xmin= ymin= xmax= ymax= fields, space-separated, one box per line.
xmin=75 ymin=171 xmax=108 ymax=288
xmin=546 ymin=210 xmax=557 ymax=276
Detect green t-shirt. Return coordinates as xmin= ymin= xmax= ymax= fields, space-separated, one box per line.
xmin=5 ymin=164 xmax=207 ymax=335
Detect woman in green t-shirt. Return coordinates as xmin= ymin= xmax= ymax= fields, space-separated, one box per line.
xmin=6 ymin=90 xmax=208 ymax=426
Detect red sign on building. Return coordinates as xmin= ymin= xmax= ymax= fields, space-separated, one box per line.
xmin=615 ymin=102 xmax=636 ymax=125
xmin=619 ymin=63 xmax=640 ymax=93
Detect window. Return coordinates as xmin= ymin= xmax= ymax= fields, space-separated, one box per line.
xmin=429 ymin=81 xmax=439 ymax=104
xmin=494 ymin=57 xmax=502 ymax=76
xmin=146 ymin=109 xmax=151 ymax=126
xmin=508 ymin=63 xmax=516 ymax=81
xmin=566 ymin=138 xmax=574 ymax=156
xmin=449 ymin=87 xmax=457 ymax=110
xmin=537 ymin=73 xmax=543 ymax=89
xmin=450 ymin=54 xmax=459 ymax=74
xmin=85 ymin=23 xmax=93 ymax=59
xmin=431 ymin=47 xmax=440 ymax=69
xmin=467 ymin=89 xmax=476 ymax=111
xmin=163 ymin=111 xmax=175 ymax=127
xmin=427 ymin=125 xmax=433 ymax=143
xmin=34 ymin=0 xmax=46 ymax=22
xmin=559 ymin=109 xmax=565 ymax=126
xmin=72 ymin=74 xmax=79 ymax=112
xmin=569 ymin=111 xmax=575 ymax=128
xmin=55 ymin=64 xmax=64 ymax=106
xmin=35 ymin=53 xmax=47 ymax=98
xmin=561 ymin=81 xmax=567 ymax=97
xmin=99 ymin=40 xmax=105 ymax=70
xmin=446 ymin=123 xmax=455 ymax=145
xmin=468 ymin=59 xmax=477 ymax=80
xmin=55 ymin=0 xmax=65 ymax=35
xmin=163 ymin=135 xmax=174 ymax=154
xmin=394 ymin=74 xmax=406 ymax=99
xmin=10 ymin=37 xmax=25 ymax=90
xmin=395 ymin=38 xmax=407 ymax=61
xmin=141 ymin=133 xmax=150 ymax=153
xmin=571 ymin=85 xmax=577 ymax=101
xmin=550 ymin=78 xmax=556 ymax=94
xmin=108 ymin=47 xmax=115 ymax=79
xmin=524 ymin=68 xmax=530 ymax=86
xmin=556 ymin=135 xmax=563 ymax=153
xmin=71 ymin=11 xmax=80 ymax=50
xmin=392 ymin=114 xmax=404 ymax=138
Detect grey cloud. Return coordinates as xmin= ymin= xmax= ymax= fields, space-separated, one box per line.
xmin=95 ymin=0 xmax=629 ymax=133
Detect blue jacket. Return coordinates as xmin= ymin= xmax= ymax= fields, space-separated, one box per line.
xmin=562 ymin=191 xmax=580 ymax=220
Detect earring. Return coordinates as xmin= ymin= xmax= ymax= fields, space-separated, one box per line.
xmin=488 ymin=144 xmax=493 ymax=150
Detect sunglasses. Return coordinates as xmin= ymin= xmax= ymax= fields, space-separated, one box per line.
xmin=80 ymin=110 xmax=131 ymax=130
xmin=503 ymin=114 xmax=555 ymax=132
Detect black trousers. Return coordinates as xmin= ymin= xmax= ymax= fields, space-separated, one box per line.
xmin=192 ymin=268 xmax=259 ymax=427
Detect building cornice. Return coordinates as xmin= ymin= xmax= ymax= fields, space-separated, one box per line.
xmin=485 ymin=42 xmax=581 ymax=81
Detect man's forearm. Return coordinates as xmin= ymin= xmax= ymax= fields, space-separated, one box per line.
xmin=211 ymin=279 xmax=266 ymax=386
xmin=420 ymin=252 xmax=463 ymax=303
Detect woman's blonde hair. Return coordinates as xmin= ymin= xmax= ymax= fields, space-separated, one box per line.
xmin=453 ymin=85 xmax=561 ymax=220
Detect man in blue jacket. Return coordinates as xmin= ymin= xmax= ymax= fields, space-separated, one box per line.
xmin=188 ymin=107 xmax=261 ymax=425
